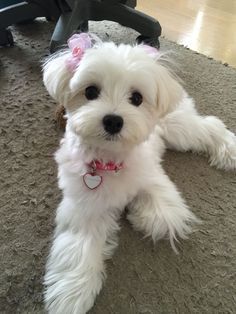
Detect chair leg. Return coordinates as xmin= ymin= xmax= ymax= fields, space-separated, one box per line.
xmin=50 ymin=0 xmax=89 ymax=52
xmin=124 ymin=0 xmax=136 ymax=8
xmin=90 ymin=1 xmax=161 ymax=40
xmin=0 ymin=2 xmax=48 ymax=47
xmin=0 ymin=1 xmax=61 ymax=47
xmin=0 ymin=3 xmax=47 ymax=29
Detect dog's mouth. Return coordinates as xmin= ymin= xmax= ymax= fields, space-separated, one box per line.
xmin=105 ymin=136 xmax=118 ymax=142
xmin=103 ymin=134 xmax=120 ymax=142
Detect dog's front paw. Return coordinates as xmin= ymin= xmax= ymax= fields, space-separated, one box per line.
xmin=44 ymin=231 xmax=105 ymax=314
xmin=128 ymin=192 xmax=199 ymax=252
xmin=209 ymin=130 xmax=236 ymax=171
xmin=44 ymin=271 xmax=103 ymax=314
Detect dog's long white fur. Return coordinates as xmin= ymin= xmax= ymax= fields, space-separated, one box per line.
xmin=43 ymin=41 xmax=236 ymax=314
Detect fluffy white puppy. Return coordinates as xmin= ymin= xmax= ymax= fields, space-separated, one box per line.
xmin=43 ymin=33 xmax=236 ymax=314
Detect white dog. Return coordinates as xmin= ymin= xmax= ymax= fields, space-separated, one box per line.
xmin=43 ymin=33 xmax=236 ymax=314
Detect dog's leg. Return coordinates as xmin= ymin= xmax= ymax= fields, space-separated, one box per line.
xmin=44 ymin=209 xmax=120 ymax=314
xmin=127 ymin=169 xmax=199 ymax=252
xmin=161 ymin=98 xmax=236 ymax=170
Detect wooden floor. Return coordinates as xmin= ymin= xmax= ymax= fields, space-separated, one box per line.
xmin=137 ymin=0 xmax=236 ymax=67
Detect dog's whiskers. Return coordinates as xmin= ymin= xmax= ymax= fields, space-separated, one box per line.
xmin=100 ymin=131 xmax=121 ymax=142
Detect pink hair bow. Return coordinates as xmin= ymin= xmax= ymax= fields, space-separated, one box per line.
xmin=66 ymin=33 xmax=92 ymax=72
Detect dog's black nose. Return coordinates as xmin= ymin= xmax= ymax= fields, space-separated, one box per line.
xmin=103 ymin=114 xmax=124 ymax=135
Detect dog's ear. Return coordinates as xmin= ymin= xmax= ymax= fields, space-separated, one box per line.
xmin=43 ymin=33 xmax=101 ymax=106
xmin=43 ymin=51 xmax=73 ymax=106
xmin=154 ymin=62 xmax=184 ymax=118
xmin=140 ymin=45 xmax=184 ymax=117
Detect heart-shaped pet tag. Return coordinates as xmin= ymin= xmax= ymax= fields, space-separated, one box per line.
xmin=83 ymin=173 xmax=102 ymax=190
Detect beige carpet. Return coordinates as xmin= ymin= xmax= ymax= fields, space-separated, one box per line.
xmin=0 ymin=20 xmax=235 ymax=314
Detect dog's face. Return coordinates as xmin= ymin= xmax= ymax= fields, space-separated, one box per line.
xmin=43 ymin=41 xmax=183 ymax=152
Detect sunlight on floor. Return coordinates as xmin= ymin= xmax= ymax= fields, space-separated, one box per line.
xmin=137 ymin=0 xmax=236 ymax=67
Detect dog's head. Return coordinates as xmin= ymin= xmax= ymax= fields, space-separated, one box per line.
xmin=43 ymin=34 xmax=183 ymax=152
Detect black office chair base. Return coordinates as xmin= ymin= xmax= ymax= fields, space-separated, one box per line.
xmin=0 ymin=1 xmax=161 ymax=52
xmin=50 ymin=1 xmax=162 ymax=52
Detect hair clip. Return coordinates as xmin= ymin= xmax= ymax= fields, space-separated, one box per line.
xmin=66 ymin=33 xmax=93 ymax=72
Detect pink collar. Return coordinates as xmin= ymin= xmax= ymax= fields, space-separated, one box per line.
xmin=88 ymin=160 xmax=124 ymax=172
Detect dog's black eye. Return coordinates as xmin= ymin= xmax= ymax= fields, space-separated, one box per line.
xmin=130 ymin=91 xmax=143 ymax=107
xmin=85 ymin=86 xmax=100 ymax=100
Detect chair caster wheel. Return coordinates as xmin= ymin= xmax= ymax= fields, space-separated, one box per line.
xmin=136 ymin=35 xmax=160 ymax=48
xmin=46 ymin=16 xmax=54 ymax=22
xmin=0 ymin=29 xmax=14 ymax=47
